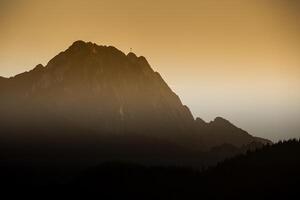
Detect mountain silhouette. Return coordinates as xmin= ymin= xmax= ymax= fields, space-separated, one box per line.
xmin=196 ymin=116 xmax=271 ymax=149
xmin=0 ymin=40 xmax=271 ymax=166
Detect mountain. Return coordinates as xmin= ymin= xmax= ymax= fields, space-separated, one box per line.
xmin=0 ymin=40 xmax=270 ymax=166
xmin=1 ymin=41 xmax=195 ymax=141
xmin=195 ymin=117 xmax=271 ymax=150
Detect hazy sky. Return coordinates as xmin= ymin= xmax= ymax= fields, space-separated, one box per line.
xmin=1 ymin=0 xmax=300 ymax=141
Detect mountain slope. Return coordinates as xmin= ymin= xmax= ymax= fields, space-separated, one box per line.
xmin=195 ymin=117 xmax=271 ymax=149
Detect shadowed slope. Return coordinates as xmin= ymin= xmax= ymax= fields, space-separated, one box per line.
xmin=0 ymin=140 xmax=297 ymax=199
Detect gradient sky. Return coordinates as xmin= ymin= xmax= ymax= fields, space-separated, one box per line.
xmin=1 ymin=0 xmax=300 ymax=141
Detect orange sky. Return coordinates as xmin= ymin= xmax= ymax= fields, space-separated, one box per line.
xmin=0 ymin=0 xmax=300 ymax=141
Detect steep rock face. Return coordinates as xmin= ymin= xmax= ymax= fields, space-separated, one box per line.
xmin=0 ymin=41 xmax=198 ymax=148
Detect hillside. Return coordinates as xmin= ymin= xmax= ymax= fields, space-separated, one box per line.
xmin=0 ymin=140 xmax=298 ymax=199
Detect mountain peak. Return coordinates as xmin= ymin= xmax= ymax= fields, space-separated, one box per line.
xmin=46 ymin=41 xmax=127 ymax=71
xmin=209 ymin=116 xmax=237 ymax=129
xmin=195 ymin=117 xmax=207 ymax=125
xmin=213 ymin=117 xmax=230 ymax=123
xmin=66 ymin=40 xmax=123 ymax=56
xmin=127 ymin=52 xmax=137 ymax=58
xmin=70 ymin=40 xmax=88 ymax=47
xmin=67 ymin=40 xmax=96 ymax=52
xmin=33 ymin=64 xmax=44 ymax=71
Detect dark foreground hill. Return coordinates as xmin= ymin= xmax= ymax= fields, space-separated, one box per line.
xmin=0 ymin=139 xmax=298 ymax=199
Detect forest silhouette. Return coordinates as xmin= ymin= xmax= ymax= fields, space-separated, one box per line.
xmin=0 ymin=139 xmax=299 ymax=199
